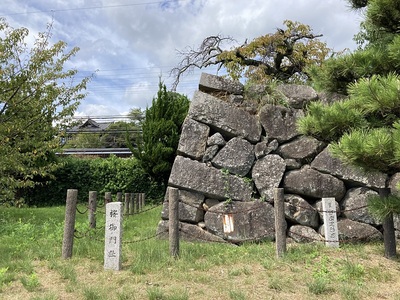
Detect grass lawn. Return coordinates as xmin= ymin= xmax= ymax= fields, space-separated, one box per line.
xmin=1 ymin=203 xmax=400 ymax=300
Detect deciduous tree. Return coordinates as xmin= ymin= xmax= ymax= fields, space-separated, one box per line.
xmin=0 ymin=19 xmax=89 ymax=203
xmin=171 ymin=20 xmax=329 ymax=89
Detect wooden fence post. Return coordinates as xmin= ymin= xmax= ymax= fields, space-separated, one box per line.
xmin=62 ymin=189 xmax=78 ymax=259
xmin=141 ymin=193 xmax=146 ymax=208
xmin=135 ymin=193 xmax=140 ymax=213
xmin=105 ymin=192 xmax=112 ymax=204
xmin=88 ymin=191 xmax=97 ymax=229
xmin=129 ymin=193 xmax=134 ymax=215
xmin=124 ymin=193 xmax=130 ymax=216
xmin=117 ymin=192 xmax=122 ymax=203
xmin=274 ymin=188 xmax=286 ymax=258
xmin=138 ymin=193 xmax=142 ymax=212
xmin=169 ymin=187 xmax=180 ymax=258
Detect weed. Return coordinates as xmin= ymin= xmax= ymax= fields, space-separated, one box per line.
xmin=229 ymin=290 xmax=246 ymax=300
xmin=20 ymin=272 xmax=40 ymax=292
xmin=83 ymin=286 xmax=105 ymax=300
xmin=147 ymin=286 xmax=167 ymax=300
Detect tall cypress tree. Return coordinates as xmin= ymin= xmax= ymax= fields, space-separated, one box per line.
xmin=132 ymin=83 xmax=190 ymax=186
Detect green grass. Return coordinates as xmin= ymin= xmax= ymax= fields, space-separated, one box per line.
xmin=0 ymin=204 xmax=399 ymax=299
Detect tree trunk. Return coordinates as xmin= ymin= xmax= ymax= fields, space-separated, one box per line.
xmin=380 ymin=188 xmax=396 ymax=259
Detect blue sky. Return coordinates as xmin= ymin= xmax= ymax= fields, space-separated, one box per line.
xmin=1 ymin=0 xmax=362 ymax=117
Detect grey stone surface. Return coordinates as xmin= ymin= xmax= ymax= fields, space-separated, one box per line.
xmin=211 ymin=137 xmax=255 ymax=176
xmin=311 ymin=146 xmax=387 ymax=189
xmin=284 ymin=194 xmax=319 ymax=229
xmin=341 ymin=187 xmax=380 ymax=225
xmin=283 ymin=165 xmax=346 ymax=201
xmin=389 ymin=173 xmax=400 ymax=196
xmin=169 ymin=156 xmax=253 ymax=201
xmin=161 ymin=187 xmax=205 ymax=223
xmin=259 ymin=104 xmax=304 ymax=143
xmin=319 ymin=219 xmax=383 ymax=242
xmin=189 ymin=91 xmax=262 ymax=143
xmin=202 ymin=145 xmax=219 ymax=163
xmin=199 ymin=72 xmax=244 ymax=95
xmin=254 ymin=139 xmax=279 ymax=159
xmin=204 ymin=201 xmax=278 ymax=243
xmin=276 ymin=84 xmax=318 ymax=108
xmin=252 ymin=154 xmax=286 ymax=201
xmin=177 ymin=118 xmax=210 ymax=160
xmin=284 ymin=159 xmax=302 ymax=170
xmin=278 ymin=136 xmax=325 ymax=164
xmin=288 ymin=225 xmax=323 ymax=243
xmin=317 ymin=91 xmax=347 ymax=105
xmin=207 ymin=132 xmax=226 ymax=147
xmin=156 ymin=220 xmax=228 ymax=243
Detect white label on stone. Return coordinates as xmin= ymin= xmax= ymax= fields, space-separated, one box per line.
xmin=322 ymin=197 xmax=339 ymax=248
xmin=223 ymin=214 xmax=234 ymax=233
xmin=104 ymin=202 xmax=123 ymax=270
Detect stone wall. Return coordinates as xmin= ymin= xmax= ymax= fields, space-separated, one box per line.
xmin=157 ymin=73 xmax=400 ymax=244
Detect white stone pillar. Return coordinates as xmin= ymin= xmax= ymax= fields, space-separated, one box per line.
xmin=104 ymin=202 xmax=123 ymax=270
xmin=322 ymin=197 xmax=339 ymax=248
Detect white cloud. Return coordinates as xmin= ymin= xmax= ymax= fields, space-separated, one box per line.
xmin=1 ymin=0 xmax=362 ymax=116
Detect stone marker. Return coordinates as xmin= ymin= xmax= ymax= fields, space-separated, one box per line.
xmin=322 ymin=198 xmax=339 ymax=248
xmin=104 ymin=202 xmax=123 ymax=271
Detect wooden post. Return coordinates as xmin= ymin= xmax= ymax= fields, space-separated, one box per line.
xmin=141 ymin=193 xmax=146 ymax=208
xmin=169 ymin=187 xmax=180 ymax=258
xmin=274 ymin=188 xmax=286 ymax=258
xmin=117 ymin=192 xmax=122 ymax=203
xmin=124 ymin=193 xmax=130 ymax=216
xmin=129 ymin=193 xmax=134 ymax=215
xmin=134 ymin=193 xmax=139 ymax=213
xmin=62 ymin=189 xmax=78 ymax=259
xmin=105 ymin=192 xmax=112 ymax=204
xmin=88 ymin=191 xmax=97 ymax=229
xmin=380 ymin=188 xmax=396 ymax=259
xmin=138 ymin=193 xmax=142 ymax=212
xmin=322 ymin=197 xmax=339 ymax=248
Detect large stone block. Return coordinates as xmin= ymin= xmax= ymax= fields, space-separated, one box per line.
xmin=252 ymin=154 xmax=286 ymax=201
xmin=161 ymin=187 xmax=205 ymax=223
xmin=276 ymin=84 xmax=318 ymax=109
xmin=288 ymin=225 xmax=323 ymax=243
xmin=311 ymin=146 xmax=387 ymax=189
xmin=284 ymin=194 xmax=319 ymax=229
xmin=319 ymin=219 xmax=382 ymax=242
xmin=177 ymin=118 xmax=210 ymax=160
xmin=168 ymin=156 xmax=253 ymax=201
xmin=199 ymin=72 xmax=244 ymax=95
xmin=204 ymin=201 xmax=278 ymax=243
xmin=259 ymin=104 xmax=304 ymax=143
xmin=156 ymin=220 xmax=227 ymax=243
xmin=283 ymin=165 xmax=346 ymax=201
xmin=188 ymin=91 xmax=262 ymax=143
xmin=212 ymin=137 xmax=255 ymax=176
xmin=277 ymin=136 xmax=326 ymax=164
xmin=341 ymin=187 xmax=379 ymax=225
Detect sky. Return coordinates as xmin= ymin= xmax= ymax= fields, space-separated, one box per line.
xmin=1 ymin=0 xmax=364 ymax=118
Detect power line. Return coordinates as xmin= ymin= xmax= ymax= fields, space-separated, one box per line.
xmin=0 ymin=0 xmax=187 ymax=17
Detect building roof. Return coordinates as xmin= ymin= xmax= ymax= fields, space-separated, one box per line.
xmin=67 ymin=118 xmax=112 ymax=133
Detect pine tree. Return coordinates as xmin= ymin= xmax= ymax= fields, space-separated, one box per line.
xmin=298 ymin=0 xmax=400 ymax=258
